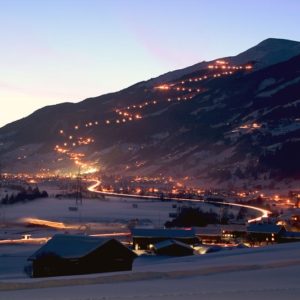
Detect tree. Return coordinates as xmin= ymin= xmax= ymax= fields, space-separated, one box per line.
xmin=41 ymin=191 xmax=49 ymax=198
xmin=237 ymin=207 xmax=247 ymax=220
xmin=165 ymin=207 xmax=219 ymax=228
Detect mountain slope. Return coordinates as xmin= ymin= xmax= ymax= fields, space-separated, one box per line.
xmin=1 ymin=38 xmax=300 ymax=188
xmin=148 ymin=38 xmax=300 ymax=85
xmin=231 ymin=38 xmax=300 ymax=68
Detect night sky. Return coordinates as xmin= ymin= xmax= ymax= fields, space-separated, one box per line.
xmin=0 ymin=0 xmax=299 ymax=127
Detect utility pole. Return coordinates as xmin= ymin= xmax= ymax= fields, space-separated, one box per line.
xmin=0 ymin=162 xmax=5 ymax=228
xmin=75 ymin=167 xmax=83 ymax=206
xmin=0 ymin=162 xmax=2 ymax=187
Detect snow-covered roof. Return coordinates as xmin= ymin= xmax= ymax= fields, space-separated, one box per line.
xmin=28 ymin=234 xmax=116 ymax=260
xmin=154 ymin=239 xmax=193 ymax=251
xmin=282 ymin=231 xmax=300 ymax=239
xmin=247 ymin=224 xmax=284 ymax=234
xmin=194 ymin=224 xmax=247 ymax=236
xmin=131 ymin=228 xmax=196 ymax=239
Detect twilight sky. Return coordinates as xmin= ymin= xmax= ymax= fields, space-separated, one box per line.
xmin=0 ymin=0 xmax=299 ymax=128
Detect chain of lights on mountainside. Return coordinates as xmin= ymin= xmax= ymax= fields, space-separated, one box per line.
xmin=54 ymin=60 xmax=253 ymax=175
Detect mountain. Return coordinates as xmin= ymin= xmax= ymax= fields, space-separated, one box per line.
xmin=230 ymin=38 xmax=300 ymax=68
xmin=148 ymin=38 xmax=300 ymax=85
xmin=1 ymin=38 xmax=300 ymax=189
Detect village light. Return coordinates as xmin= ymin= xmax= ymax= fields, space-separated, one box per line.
xmin=22 ymin=234 xmax=32 ymax=240
xmin=155 ymin=85 xmax=170 ymax=90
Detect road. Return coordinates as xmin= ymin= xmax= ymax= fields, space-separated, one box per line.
xmin=0 ymin=179 xmax=269 ymax=245
xmin=87 ymin=179 xmax=270 ymax=223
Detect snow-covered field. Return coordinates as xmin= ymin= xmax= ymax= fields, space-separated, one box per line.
xmin=0 ymin=194 xmax=236 ymax=238
xmin=2 ymin=196 xmax=173 ymax=226
xmin=1 ymin=194 xmax=299 ymax=299
xmin=0 ymin=242 xmax=300 ymax=299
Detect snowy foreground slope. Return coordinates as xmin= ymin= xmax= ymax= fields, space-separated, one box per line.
xmin=0 ymin=242 xmax=300 ymax=300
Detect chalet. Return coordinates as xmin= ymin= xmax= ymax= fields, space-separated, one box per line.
xmin=131 ymin=228 xmax=198 ymax=250
xmin=247 ymin=223 xmax=286 ymax=244
xmin=153 ymin=239 xmax=194 ymax=256
xmin=194 ymin=224 xmax=247 ymax=244
xmin=194 ymin=226 xmax=222 ymax=244
xmin=27 ymin=234 xmax=137 ymax=278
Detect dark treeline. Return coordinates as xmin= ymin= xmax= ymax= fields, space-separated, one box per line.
xmin=165 ymin=207 xmax=231 ymax=228
xmin=1 ymin=186 xmax=48 ymax=205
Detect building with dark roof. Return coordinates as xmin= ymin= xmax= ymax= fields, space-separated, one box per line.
xmin=279 ymin=231 xmax=300 ymax=243
xmin=27 ymin=234 xmax=137 ymax=278
xmin=131 ymin=228 xmax=198 ymax=250
xmin=153 ymin=239 xmax=194 ymax=256
xmin=194 ymin=224 xmax=247 ymax=244
xmin=247 ymin=223 xmax=286 ymax=244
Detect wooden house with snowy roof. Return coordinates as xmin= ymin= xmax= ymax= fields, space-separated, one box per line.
xmin=27 ymin=234 xmax=137 ymax=277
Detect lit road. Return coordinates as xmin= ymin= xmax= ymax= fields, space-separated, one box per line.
xmin=0 ymin=214 xmax=130 ymax=245
xmin=0 ymin=237 xmax=50 ymax=245
xmin=87 ymin=180 xmax=270 ymax=223
xmin=0 ymin=179 xmax=269 ymax=245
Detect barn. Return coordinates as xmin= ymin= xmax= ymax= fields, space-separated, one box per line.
xmin=131 ymin=228 xmax=198 ymax=250
xmin=153 ymin=239 xmax=194 ymax=256
xmin=27 ymin=234 xmax=137 ymax=278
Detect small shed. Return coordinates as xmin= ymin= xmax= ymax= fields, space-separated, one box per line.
xmin=153 ymin=239 xmax=194 ymax=256
xmin=131 ymin=228 xmax=198 ymax=250
xmin=27 ymin=234 xmax=137 ymax=278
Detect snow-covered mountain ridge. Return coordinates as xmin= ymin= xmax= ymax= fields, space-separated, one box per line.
xmin=1 ymin=38 xmax=300 ymax=188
